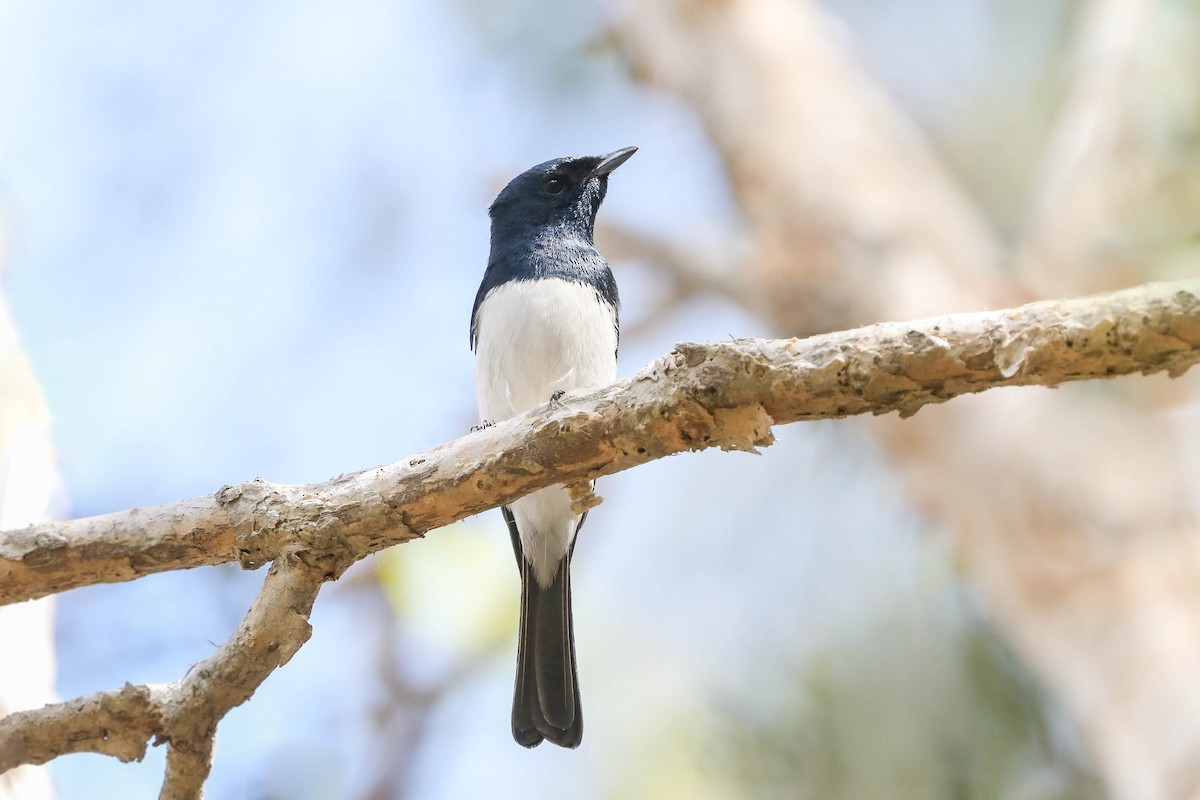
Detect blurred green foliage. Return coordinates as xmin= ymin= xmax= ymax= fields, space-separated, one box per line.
xmin=705 ymin=604 xmax=1106 ymax=800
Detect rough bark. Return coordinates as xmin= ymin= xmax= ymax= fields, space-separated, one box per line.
xmin=0 ymin=553 xmax=324 ymax=799
xmin=0 ymin=282 xmax=1193 ymax=609
xmin=1 ymin=280 xmax=1198 ymax=796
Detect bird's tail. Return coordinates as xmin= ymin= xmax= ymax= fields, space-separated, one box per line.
xmin=512 ymin=552 xmax=582 ymax=748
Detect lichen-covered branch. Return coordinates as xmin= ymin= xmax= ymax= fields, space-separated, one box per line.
xmin=2 ymin=281 xmax=1196 ymax=611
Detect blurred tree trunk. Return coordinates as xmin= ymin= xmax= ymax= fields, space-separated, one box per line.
xmin=0 ymin=224 xmax=59 ymax=799
xmin=617 ymin=1 xmax=1200 ymax=798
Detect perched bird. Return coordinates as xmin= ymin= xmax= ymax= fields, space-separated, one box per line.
xmin=470 ymin=146 xmax=637 ymax=748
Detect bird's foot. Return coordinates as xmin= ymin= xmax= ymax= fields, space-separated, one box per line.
xmin=547 ymin=389 xmax=567 ymax=408
xmin=470 ymin=419 xmax=496 ymax=432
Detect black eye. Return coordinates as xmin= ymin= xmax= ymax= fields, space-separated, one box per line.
xmin=543 ymin=178 xmax=566 ymax=195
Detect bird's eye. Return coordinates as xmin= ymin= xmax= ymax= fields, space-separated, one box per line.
xmin=543 ymin=178 xmax=566 ymax=195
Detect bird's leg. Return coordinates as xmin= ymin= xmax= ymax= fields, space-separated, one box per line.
xmin=548 ymin=389 xmax=567 ymax=408
xmin=470 ymin=419 xmax=496 ymax=432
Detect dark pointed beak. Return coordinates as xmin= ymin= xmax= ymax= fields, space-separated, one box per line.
xmin=589 ymin=146 xmax=637 ymax=179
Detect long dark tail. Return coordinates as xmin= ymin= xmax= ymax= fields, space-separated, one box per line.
xmin=503 ymin=507 xmax=583 ymax=749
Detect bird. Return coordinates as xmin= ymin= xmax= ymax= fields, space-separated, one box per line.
xmin=470 ymin=146 xmax=636 ymax=748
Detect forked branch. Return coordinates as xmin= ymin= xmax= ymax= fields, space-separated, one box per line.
xmin=1 ymin=280 xmax=1198 ymax=795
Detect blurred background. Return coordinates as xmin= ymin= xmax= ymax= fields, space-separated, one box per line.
xmin=1 ymin=0 xmax=1199 ymax=797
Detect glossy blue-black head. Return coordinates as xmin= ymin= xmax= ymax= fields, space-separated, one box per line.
xmin=489 ymin=146 xmax=637 ymax=242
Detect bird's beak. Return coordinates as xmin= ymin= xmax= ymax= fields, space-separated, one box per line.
xmin=589 ymin=146 xmax=638 ymax=179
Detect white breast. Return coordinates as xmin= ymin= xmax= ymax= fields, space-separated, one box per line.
xmin=474 ymin=278 xmax=618 ymax=421
xmin=473 ymin=277 xmax=618 ymax=586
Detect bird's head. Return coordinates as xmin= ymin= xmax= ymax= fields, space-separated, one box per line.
xmin=489 ymin=146 xmax=637 ymax=242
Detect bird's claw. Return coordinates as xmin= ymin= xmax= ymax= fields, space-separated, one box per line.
xmin=548 ymin=389 xmax=567 ymax=408
xmin=471 ymin=419 xmax=496 ymax=432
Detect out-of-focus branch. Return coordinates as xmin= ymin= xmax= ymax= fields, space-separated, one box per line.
xmin=0 ymin=203 xmax=59 ymax=800
xmin=615 ymin=3 xmax=1199 ymax=796
xmin=597 ymin=222 xmax=751 ymax=339
xmin=1017 ymin=0 xmax=1159 ymax=293
xmin=618 ymin=0 xmax=1013 ymax=333
xmin=597 ymin=222 xmax=749 ymax=306
xmin=1 ymin=281 xmax=1197 ymax=609
xmin=339 ymin=563 xmax=510 ymax=800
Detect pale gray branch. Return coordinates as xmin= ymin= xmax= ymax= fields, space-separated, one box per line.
xmin=2 ymin=281 xmax=1197 ymax=611
xmin=0 ymin=280 xmax=1198 ymax=789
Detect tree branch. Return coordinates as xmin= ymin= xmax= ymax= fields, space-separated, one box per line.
xmin=615 ymin=5 xmax=1194 ymax=794
xmin=160 ymin=735 xmax=215 ymax=800
xmin=0 ymin=683 xmax=161 ymax=770
xmin=0 ymin=281 xmax=1197 ymax=790
xmin=0 ymin=551 xmax=325 ymax=795
xmin=2 ymin=281 xmax=1197 ymax=610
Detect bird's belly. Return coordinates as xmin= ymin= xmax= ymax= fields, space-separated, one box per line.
xmin=473 ymin=277 xmax=618 ymax=585
xmin=473 ymin=278 xmax=618 ymax=422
